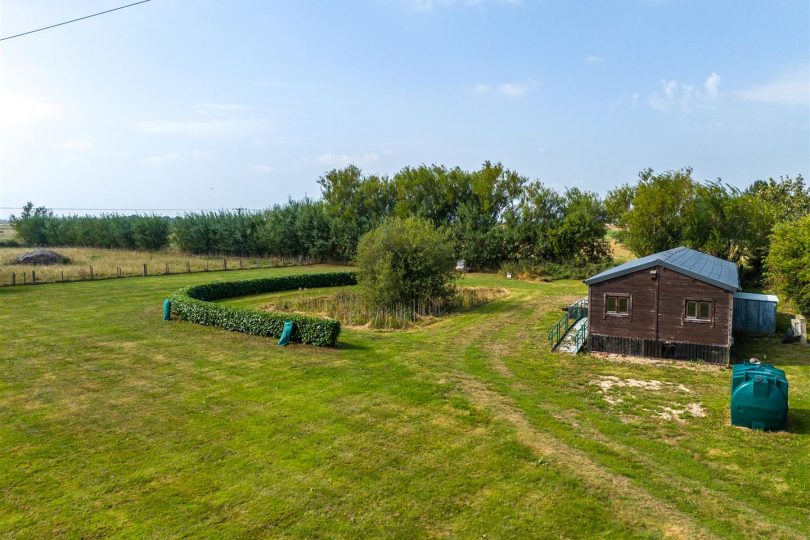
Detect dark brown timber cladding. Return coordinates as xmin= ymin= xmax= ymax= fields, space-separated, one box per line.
xmin=589 ymin=334 xmax=729 ymax=364
xmin=588 ymin=265 xmax=732 ymax=363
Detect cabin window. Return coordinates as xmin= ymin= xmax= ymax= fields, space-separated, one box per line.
xmin=606 ymin=294 xmax=630 ymax=316
xmin=686 ymin=300 xmax=712 ymax=322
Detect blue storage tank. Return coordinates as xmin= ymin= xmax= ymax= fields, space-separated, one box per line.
xmin=733 ymin=292 xmax=778 ymax=335
xmin=730 ymin=364 xmax=788 ymax=431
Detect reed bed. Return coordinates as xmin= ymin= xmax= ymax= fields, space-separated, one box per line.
xmin=263 ymin=287 xmax=508 ymax=329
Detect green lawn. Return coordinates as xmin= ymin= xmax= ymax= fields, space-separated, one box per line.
xmin=1 ymin=266 xmax=808 ymax=538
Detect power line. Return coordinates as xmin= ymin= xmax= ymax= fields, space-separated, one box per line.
xmin=0 ymin=1 xmax=152 ymax=42
xmin=0 ymin=207 xmax=262 ymax=212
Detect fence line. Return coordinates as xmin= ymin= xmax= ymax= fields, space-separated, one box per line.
xmin=2 ymin=255 xmax=317 ymax=287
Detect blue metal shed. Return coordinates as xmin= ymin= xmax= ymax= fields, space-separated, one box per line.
xmin=733 ymin=292 xmax=778 ymax=335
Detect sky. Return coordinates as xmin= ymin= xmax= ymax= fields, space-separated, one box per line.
xmin=0 ymin=0 xmax=808 ymax=218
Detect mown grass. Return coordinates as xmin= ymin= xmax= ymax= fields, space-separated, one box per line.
xmin=1 ymin=266 xmax=808 ymax=538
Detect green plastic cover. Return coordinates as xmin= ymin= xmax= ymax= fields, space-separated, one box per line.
xmin=278 ymin=320 xmax=294 ymax=347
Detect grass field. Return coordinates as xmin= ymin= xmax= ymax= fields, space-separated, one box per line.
xmin=0 ymin=246 xmax=309 ymax=286
xmin=1 ymin=266 xmax=808 ymax=538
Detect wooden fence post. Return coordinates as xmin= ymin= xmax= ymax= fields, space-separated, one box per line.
xmin=12 ymin=272 xmax=15 ymax=285
xmin=143 ymin=264 xmax=147 ymax=277
xmin=186 ymin=261 xmax=191 ymax=273
xmin=165 ymin=263 xmax=170 ymax=274
xmin=223 ymin=258 xmax=227 ymax=270
xmin=32 ymin=270 xmax=36 ymax=284
xmin=89 ymin=265 xmax=94 ymax=279
xmin=239 ymin=259 xmax=243 ymax=269
xmin=62 ymin=270 xmax=65 ymax=282
xmin=23 ymin=272 xmax=26 ymax=285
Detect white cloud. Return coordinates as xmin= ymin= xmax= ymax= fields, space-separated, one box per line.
xmin=498 ymin=82 xmax=529 ymax=97
xmin=143 ymin=149 xmax=207 ymax=166
xmin=136 ymin=103 xmax=269 ymax=136
xmin=54 ymin=140 xmax=93 ymax=151
xmin=250 ymin=164 xmax=273 ymax=175
xmin=705 ymin=73 xmax=721 ymax=99
xmin=143 ymin=152 xmax=180 ymax=166
xmin=135 ymin=119 xmax=265 ymax=136
xmin=473 ymin=81 xmax=533 ymax=97
xmin=647 ymin=73 xmax=721 ymax=113
xmin=317 ymin=152 xmax=379 ymax=167
xmin=736 ymin=68 xmax=809 ymax=106
xmin=406 ymin=0 xmax=520 ymax=10
xmin=0 ymin=92 xmax=63 ymax=128
xmin=584 ymin=55 xmax=605 ymax=64
xmin=609 ymin=92 xmax=640 ymax=115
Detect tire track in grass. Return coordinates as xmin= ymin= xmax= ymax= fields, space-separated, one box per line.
xmin=474 ymin=291 xmax=807 ymax=539
xmin=455 ymin=375 xmax=715 ymax=540
xmin=396 ymin=286 xmax=712 ymax=538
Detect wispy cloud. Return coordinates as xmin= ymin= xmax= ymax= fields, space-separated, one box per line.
xmin=736 ymin=68 xmax=809 ymax=106
xmin=317 ymin=152 xmax=380 ymax=167
xmin=143 ymin=149 xmax=208 ymax=166
xmin=406 ymin=0 xmax=520 ymax=11
xmin=609 ymin=93 xmax=640 ymax=115
xmin=0 ymin=92 xmax=63 ymax=128
xmin=249 ymin=164 xmax=273 ymax=175
xmin=647 ymin=73 xmax=721 ymax=113
xmin=54 ymin=140 xmax=93 ymax=151
xmin=584 ymin=55 xmax=605 ymax=64
xmin=473 ymin=81 xmax=533 ymax=97
xmin=136 ymin=104 xmax=269 ymax=137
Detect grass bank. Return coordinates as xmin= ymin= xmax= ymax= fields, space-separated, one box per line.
xmin=1 ymin=266 xmax=808 ymax=538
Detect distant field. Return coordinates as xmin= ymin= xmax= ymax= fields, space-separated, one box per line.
xmin=0 ymin=246 xmax=309 ymax=285
xmin=0 ymin=223 xmax=15 ymax=242
xmin=0 ymin=267 xmax=807 ymax=537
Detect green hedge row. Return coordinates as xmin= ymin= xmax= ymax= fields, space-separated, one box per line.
xmin=169 ymin=272 xmax=357 ymax=346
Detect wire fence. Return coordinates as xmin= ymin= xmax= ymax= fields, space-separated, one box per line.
xmin=1 ymin=254 xmax=317 ymax=287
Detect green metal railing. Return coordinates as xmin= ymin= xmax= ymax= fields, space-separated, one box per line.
xmin=547 ymin=298 xmax=588 ymax=350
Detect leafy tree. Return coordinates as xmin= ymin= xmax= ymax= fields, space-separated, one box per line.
xmin=549 ymin=188 xmax=610 ymax=264
xmin=355 ymin=217 xmax=457 ymax=308
xmin=506 ymin=180 xmax=565 ymax=261
xmin=620 ymin=168 xmax=696 ymax=256
xmin=445 ymin=162 xmax=525 ymax=269
xmin=318 ymin=166 xmax=395 ymax=260
xmin=766 ymin=214 xmax=810 ymax=316
xmin=604 ymin=183 xmax=635 ymax=224
xmin=747 ymin=174 xmax=810 ymax=222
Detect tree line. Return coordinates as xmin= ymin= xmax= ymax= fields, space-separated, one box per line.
xmin=605 ymin=169 xmax=809 ymax=284
xmin=11 ymin=162 xmax=612 ymax=271
xmin=11 ymin=163 xmax=808 ymax=309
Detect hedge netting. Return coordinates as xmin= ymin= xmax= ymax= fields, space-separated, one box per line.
xmin=170 ymin=272 xmax=356 ymax=346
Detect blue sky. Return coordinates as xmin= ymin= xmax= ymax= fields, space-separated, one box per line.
xmin=1 ymin=0 xmax=808 ymax=217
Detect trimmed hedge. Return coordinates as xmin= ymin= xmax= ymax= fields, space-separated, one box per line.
xmin=169 ymin=272 xmax=356 ymax=346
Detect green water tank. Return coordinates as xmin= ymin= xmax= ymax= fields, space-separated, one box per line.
xmin=730 ymin=364 xmax=788 ymax=431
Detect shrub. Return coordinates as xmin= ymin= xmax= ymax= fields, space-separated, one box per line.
xmin=169 ymin=272 xmax=356 ymax=346
xmin=355 ymin=217 xmax=457 ymax=309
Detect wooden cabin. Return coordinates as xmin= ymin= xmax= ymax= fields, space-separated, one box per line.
xmin=584 ymin=247 xmax=740 ymax=364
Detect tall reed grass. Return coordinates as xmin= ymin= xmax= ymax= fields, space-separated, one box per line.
xmin=264 ymin=287 xmax=508 ymax=329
